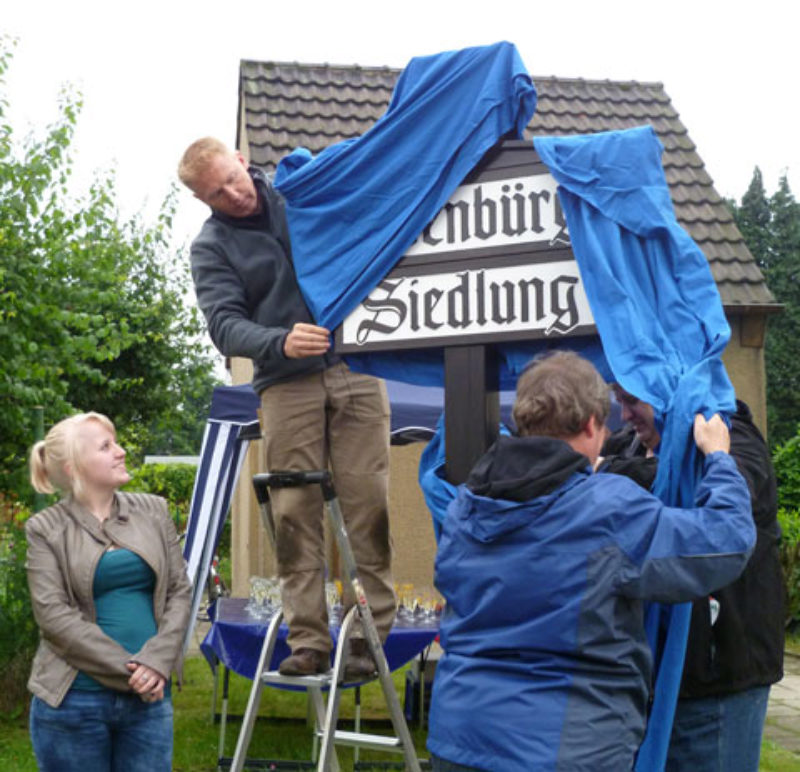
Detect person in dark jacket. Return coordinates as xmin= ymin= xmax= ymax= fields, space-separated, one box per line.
xmin=609 ymin=387 xmax=784 ymax=772
xmin=427 ymin=351 xmax=755 ymax=772
xmin=177 ymin=138 xmax=395 ymax=680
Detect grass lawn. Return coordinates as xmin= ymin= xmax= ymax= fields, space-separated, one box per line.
xmin=1 ymin=654 xmax=799 ymax=770
xmin=0 ymin=656 xmax=430 ymax=771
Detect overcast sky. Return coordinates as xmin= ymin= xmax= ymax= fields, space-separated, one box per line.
xmin=5 ymin=0 xmax=798 ymax=248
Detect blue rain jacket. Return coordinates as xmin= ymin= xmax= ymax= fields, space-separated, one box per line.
xmin=428 ymin=435 xmax=754 ymax=771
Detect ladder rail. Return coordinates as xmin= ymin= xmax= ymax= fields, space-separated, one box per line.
xmin=230 ymin=609 xmax=285 ymax=772
xmin=323 ymin=490 xmax=422 ymax=772
xmin=316 ymin=605 xmax=356 ymax=771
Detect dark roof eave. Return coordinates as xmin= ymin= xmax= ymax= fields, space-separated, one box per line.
xmin=723 ymin=303 xmax=784 ymax=316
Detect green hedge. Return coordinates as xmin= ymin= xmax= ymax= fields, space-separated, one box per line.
xmin=124 ymin=462 xmax=197 ymax=532
xmin=774 ymin=431 xmax=800 ymax=512
xmin=0 ymin=494 xmax=37 ymax=718
xmin=124 ymin=462 xmax=231 ymax=571
xmin=778 ymin=507 xmax=800 ymax=628
xmin=775 ymin=429 xmax=800 ymax=628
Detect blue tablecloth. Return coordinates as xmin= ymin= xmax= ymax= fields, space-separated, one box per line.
xmin=201 ymin=597 xmax=439 ymax=680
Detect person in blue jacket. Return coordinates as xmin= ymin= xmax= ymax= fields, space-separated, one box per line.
xmin=427 ymin=351 xmax=755 ymax=772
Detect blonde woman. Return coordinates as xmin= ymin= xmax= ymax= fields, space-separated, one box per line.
xmin=25 ymin=412 xmax=191 ymax=772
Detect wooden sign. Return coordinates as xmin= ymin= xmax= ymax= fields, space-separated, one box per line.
xmin=335 ymin=140 xmax=595 ymax=353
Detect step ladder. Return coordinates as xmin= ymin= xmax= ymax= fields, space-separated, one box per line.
xmin=230 ymin=470 xmax=422 ymax=772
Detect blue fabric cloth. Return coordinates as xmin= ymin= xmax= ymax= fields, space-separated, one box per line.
xmin=273 ymin=41 xmax=537 ymax=335
xmin=271 ymin=42 xmax=735 ymax=767
xmin=345 ymin=337 xmax=611 ymax=390
xmin=533 ymin=126 xmax=736 ymax=770
xmin=200 ymin=597 xmax=438 ymax=684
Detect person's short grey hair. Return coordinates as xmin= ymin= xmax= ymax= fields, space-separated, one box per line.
xmin=512 ymin=351 xmax=610 ymax=438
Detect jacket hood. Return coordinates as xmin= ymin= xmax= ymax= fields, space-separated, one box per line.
xmin=457 ymin=435 xmax=590 ymax=542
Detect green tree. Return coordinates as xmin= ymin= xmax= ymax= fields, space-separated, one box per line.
xmin=0 ymin=38 xmax=219 ymax=497
xmin=731 ymin=168 xmax=800 ymax=446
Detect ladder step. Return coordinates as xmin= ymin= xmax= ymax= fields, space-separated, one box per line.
xmin=329 ymin=730 xmax=404 ymax=752
xmin=260 ymin=669 xmax=381 ymax=688
xmin=261 ymin=670 xmax=333 ymax=687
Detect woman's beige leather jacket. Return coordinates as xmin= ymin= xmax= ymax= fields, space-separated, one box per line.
xmin=25 ymin=492 xmax=192 ymax=707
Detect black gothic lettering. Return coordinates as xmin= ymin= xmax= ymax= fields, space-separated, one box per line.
xmin=474 ymin=186 xmax=497 ymax=240
xmin=445 ymin=200 xmax=471 ymax=244
xmin=501 ymin=183 xmax=527 ymax=237
xmin=549 ymin=195 xmax=571 ymax=247
xmin=447 ymin=272 xmax=472 ymax=329
xmin=423 ymin=287 xmax=444 ymax=330
xmin=490 ymin=280 xmax=517 ymax=324
xmin=356 ymin=279 xmax=408 ymax=344
xmin=475 ymin=270 xmax=487 ymax=325
xmin=518 ymin=277 xmax=545 ymax=322
xmin=546 ymin=275 xmax=580 ymax=335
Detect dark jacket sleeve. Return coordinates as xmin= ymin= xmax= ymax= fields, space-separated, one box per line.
xmin=680 ymin=402 xmax=784 ymax=696
xmin=190 ymin=231 xmax=289 ymax=363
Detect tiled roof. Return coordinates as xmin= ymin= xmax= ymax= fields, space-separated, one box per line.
xmin=239 ymin=60 xmax=776 ymax=310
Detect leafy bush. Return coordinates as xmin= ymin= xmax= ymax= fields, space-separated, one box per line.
xmin=774 ymin=431 xmax=800 ymax=511
xmin=0 ymin=494 xmax=38 ymax=718
xmin=778 ymin=508 xmax=800 ymax=628
xmin=773 ymin=431 xmax=800 ymax=627
xmin=124 ymin=462 xmax=197 ymax=532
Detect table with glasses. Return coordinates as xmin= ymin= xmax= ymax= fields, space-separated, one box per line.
xmin=200 ymin=595 xmax=440 ymax=766
xmin=201 ymin=596 xmax=440 ymax=680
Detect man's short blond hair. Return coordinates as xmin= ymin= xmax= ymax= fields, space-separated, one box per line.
xmin=177 ymin=137 xmax=232 ymax=188
xmin=513 ymin=351 xmax=610 ymax=438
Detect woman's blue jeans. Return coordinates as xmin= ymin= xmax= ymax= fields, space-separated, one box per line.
xmin=30 ymin=690 xmax=173 ymax=772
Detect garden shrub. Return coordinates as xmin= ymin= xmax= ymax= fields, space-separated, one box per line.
xmin=774 ymin=430 xmax=800 ymax=628
xmin=778 ymin=508 xmax=800 ymax=629
xmin=124 ymin=462 xmax=197 ymax=533
xmin=774 ymin=430 xmax=800 ymax=512
xmin=0 ymin=494 xmax=38 ymax=718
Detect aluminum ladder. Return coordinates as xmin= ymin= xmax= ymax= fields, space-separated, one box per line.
xmin=230 ymin=470 xmax=422 ymax=772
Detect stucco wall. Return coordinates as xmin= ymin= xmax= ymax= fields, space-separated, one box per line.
xmin=721 ymin=314 xmax=768 ymax=440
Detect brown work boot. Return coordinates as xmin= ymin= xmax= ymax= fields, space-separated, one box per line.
xmin=278 ymin=648 xmax=330 ymax=676
xmin=343 ymin=638 xmax=378 ymax=682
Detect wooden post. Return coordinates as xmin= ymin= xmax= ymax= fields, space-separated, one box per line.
xmin=444 ymin=345 xmax=499 ymax=484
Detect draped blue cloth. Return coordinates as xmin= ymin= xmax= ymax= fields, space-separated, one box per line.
xmin=533 ymin=126 xmax=735 ymax=769
xmin=274 ymin=41 xmax=537 ymax=334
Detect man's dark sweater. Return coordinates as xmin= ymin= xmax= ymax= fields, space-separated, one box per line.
xmin=189 ymin=168 xmax=338 ymax=393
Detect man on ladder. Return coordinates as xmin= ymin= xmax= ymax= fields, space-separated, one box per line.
xmin=178 ymin=137 xmax=396 ymax=681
